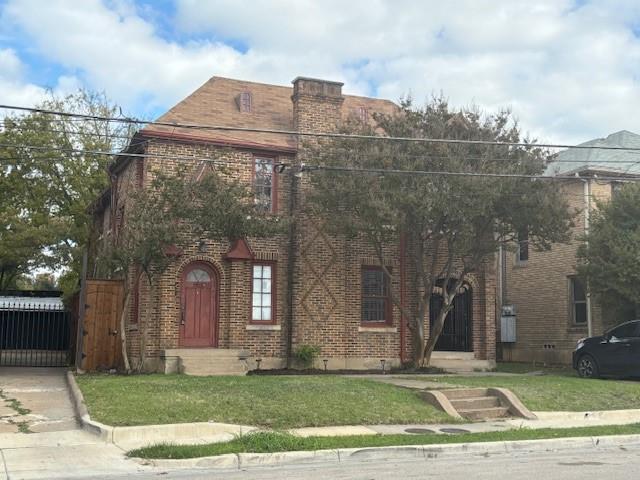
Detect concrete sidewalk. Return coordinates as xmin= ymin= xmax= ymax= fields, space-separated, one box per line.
xmin=0 ymin=430 xmax=152 ymax=479
xmin=0 ymin=367 xmax=78 ymax=433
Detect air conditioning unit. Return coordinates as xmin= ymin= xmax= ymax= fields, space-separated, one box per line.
xmin=502 ymin=304 xmax=516 ymax=316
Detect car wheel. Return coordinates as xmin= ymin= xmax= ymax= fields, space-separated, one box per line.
xmin=577 ymin=354 xmax=599 ymax=379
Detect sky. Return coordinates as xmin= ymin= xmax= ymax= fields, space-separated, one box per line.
xmin=1 ymin=0 xmax=640 ymax=145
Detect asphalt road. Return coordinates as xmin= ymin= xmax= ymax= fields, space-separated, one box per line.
xmin=87 ymin=445 xmax=640 ymax=480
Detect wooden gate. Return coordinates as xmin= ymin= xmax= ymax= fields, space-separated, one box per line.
xmin=79 ymin=280 xmax=123 ymax=371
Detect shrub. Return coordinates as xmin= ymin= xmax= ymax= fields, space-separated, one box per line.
xmin=294 ymin=345 xmax=321 ymax=368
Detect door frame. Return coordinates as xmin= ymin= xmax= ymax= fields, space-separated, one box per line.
xmin=429 ymin=281 xmax=473 ymax=352
xmin=179 ymin=261 xmax=219 ymax=348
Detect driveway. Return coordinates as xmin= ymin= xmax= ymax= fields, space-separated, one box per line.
xmin=0 ymin=367 xmax=78 ymax=433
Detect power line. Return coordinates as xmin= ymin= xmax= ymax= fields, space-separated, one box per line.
xmin=3 ymin=141 xmax=640 ymax=182
xmin=0 ymin=142 xmax=275 ymax=168
xmin=2 ymin=103 xmax=640 ymax=153
xmin=304 ymin=164 xmax=640 ymax=182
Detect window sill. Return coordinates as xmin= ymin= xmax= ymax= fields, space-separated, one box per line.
xmin=513 ymin=261 xmax=528 ymax=268
xmin=246 ymin=324 xmax=281 ymax=331
xmin=358 ymin=326 xmax=397 ymax=333
xmin=568 ymin=325 xmax=588 ymax=332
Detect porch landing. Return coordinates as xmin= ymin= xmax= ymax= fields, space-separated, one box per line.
xmin=161 ymin=348 xmax=250 ymax=376
xmin=429 ymin=351 xmax=495 ymax=373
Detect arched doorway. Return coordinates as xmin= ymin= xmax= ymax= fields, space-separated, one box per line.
xmin=180 ymin=262 xmax=218 ymax=347
xmin=429 ymin=282 xmax=472 ymax=352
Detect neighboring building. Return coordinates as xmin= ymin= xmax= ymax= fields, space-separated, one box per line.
xmin=498 ymin=131 xmax=640 ymax=364
xmin=89 ymin=75 xmax=497 ymax=374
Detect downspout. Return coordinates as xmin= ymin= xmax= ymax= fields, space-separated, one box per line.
xmin=285 ymin=168 xmax=298 ymax=367
xmin=583 ymin=178 xmax=593 ymax=337
xmin=399 ymin=233 xmax=407 ymax=364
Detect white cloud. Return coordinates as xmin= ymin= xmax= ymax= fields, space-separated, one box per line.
xmin=2 ymin=0 xmax=640 ymax=144
xmin=0 ymin=48 xmax=47 ymax=107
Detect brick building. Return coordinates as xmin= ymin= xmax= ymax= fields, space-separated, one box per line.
xmin=498 ymin=131 xmax=640 ymax=364
xmin=90 ymin=76 xmax=497 ymax=374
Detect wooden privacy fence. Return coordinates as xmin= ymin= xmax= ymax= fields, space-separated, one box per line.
xmin=78 ymin=280 xmax=124 ymax=371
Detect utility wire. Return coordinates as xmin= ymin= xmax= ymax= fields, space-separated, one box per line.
xmin=3 ymin=142 xmax=640 ymax=182
xmin=2 ymin=103 xmax=640 ymax=153
xmin=304 ymin=164 xmax=640 ymax=182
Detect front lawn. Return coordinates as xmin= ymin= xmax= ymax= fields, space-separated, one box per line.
xmin=423 ymin=375 xmax=640 ymax=411
xmin=76 ymin=374 xmax=450 ymax=428
xmin=129 ymin=424 xmax=640 ymax=459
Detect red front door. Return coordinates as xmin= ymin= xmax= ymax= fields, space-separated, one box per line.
xmin=180 ymin=263 xmax=217 ymax=347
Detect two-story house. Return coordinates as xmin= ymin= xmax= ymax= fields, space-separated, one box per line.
xmin=90 ymin=75 xmax=498 ymax=374
xmin=498 ymin=130 xmax=640 ymax=364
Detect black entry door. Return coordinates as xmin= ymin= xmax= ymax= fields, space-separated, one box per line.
xmin=429 ymin=287 xmax=472 ymax=352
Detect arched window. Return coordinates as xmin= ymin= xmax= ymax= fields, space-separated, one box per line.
xmin=186 ymin=268 xmax=211 ymax=283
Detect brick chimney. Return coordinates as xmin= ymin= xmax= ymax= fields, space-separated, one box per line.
xmin=291 ymin=77 xmax=344 ymax=134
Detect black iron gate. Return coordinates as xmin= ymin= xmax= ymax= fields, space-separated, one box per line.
xmin=429 ymin=285 xmax=473 ymax=352
xmin=0 ymin=301 xmax=73 ymax=367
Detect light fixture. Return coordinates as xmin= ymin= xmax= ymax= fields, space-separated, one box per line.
xmin=198 ymin=240 xmax=207 ymax=253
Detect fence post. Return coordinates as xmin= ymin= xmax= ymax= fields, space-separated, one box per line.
xmin=75 ymin=251 xmax=89 ymax=371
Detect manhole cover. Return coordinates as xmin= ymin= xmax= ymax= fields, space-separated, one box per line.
xmin=439 ymin=428 xmax=470 ymax=434
xmin=404 ymin=428 xmax=435 ymax=434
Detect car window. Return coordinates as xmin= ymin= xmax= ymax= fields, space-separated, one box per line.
xmin=609 ymin=322 xmax=640 ymax=339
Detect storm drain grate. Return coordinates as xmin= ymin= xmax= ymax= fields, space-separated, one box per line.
xmin=439 ymin=428 xmax=471 ymax=434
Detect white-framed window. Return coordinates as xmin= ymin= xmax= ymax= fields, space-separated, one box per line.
xmin=569 ymin=276 xmax=587 ymax=325
xmin=251 ymin=264 xmax=274 ymax=323
xmin=516 ymin=230 xmax=529 ymax=263
xmin=254 ymin=157 xmax=274 ymax=212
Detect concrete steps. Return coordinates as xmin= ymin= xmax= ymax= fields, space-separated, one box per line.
xmin=441 ymin=388 xmax=510 ymax=421
xmin=162 ymin=348 xmax=249 ymax=376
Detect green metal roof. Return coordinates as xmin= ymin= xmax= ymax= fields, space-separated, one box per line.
xmin=547 ymin=130 xmax=640 ymax=176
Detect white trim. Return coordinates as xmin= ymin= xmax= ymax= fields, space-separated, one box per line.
xmin=246 ymin=324 xmax=281 ymax=331
xmin=358 ymin=326 xmax=397 ymax=333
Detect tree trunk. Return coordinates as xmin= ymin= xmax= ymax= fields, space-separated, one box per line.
xmin=119 ymin=290 xmax=132 ymax=373
xmin=412 ymin=317 xmax=425 ymax=366
xmin=422 ymin=305 xmax=451 ymax=367
xmin=136 ymin=276 xmax=153 ymax=373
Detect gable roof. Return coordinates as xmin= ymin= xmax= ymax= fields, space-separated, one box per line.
xmin=548 ymin=130 xmax=640 ymax=176
xmin=141 ymin=76 xmax=398 ymax=152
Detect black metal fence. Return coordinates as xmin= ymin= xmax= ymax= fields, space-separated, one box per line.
xmin=0 ymin=302 xmax=72 ymax=367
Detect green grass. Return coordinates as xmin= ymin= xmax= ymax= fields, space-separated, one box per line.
xmin=129 ymin=424 xmax=640 ymax=459
xmin=422 ymin=374 xmax=640 ymax=411
xmin=76 ymin=374 xmax=450 ymax=428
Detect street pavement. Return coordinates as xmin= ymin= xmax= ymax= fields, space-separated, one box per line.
xmin=64 ymin=443 xmax=640 ymax=480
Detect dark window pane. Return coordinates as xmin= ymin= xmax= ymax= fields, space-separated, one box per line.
xmin=361 ymin=268 xmax=389 ymax=323
xmin=517 ymin=230 xmax=529 ymax=262
xmin=574 ymin=303 xmax=587 ymax=324
xmin=572 ymin=277 xmax=586 ymax=302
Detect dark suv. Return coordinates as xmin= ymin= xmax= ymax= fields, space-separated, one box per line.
xmin=573 ymin=320 xmax=640 ymax=378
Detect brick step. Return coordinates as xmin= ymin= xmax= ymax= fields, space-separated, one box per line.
xmin=449 ymin=396 xmax=500 ymax=410
xmin=164 ymin=348 xmax=249 ymax=359
xmin=179 ymin=358 xmax=248 ymax=376
xmin=441 ymin=388 xmax=489 ymax=400
xmin=457 ymin=406 xmax=510 ymax=421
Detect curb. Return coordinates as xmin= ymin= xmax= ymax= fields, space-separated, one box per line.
xmin=65 ymin=371 xmax=257 ymax=447
xmin=139 ymin=433 xmax=640 ymax=470
xmin=65 ymin=371 xmax=115 ymax=442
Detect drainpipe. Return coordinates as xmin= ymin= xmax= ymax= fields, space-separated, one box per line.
xmin=399 ymin=233 xmax=407 ymax=364
xmin=582 ymin=178 xmax=593 ymax=337
xmin=285 ymin=168 xmax=298 ymax=367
